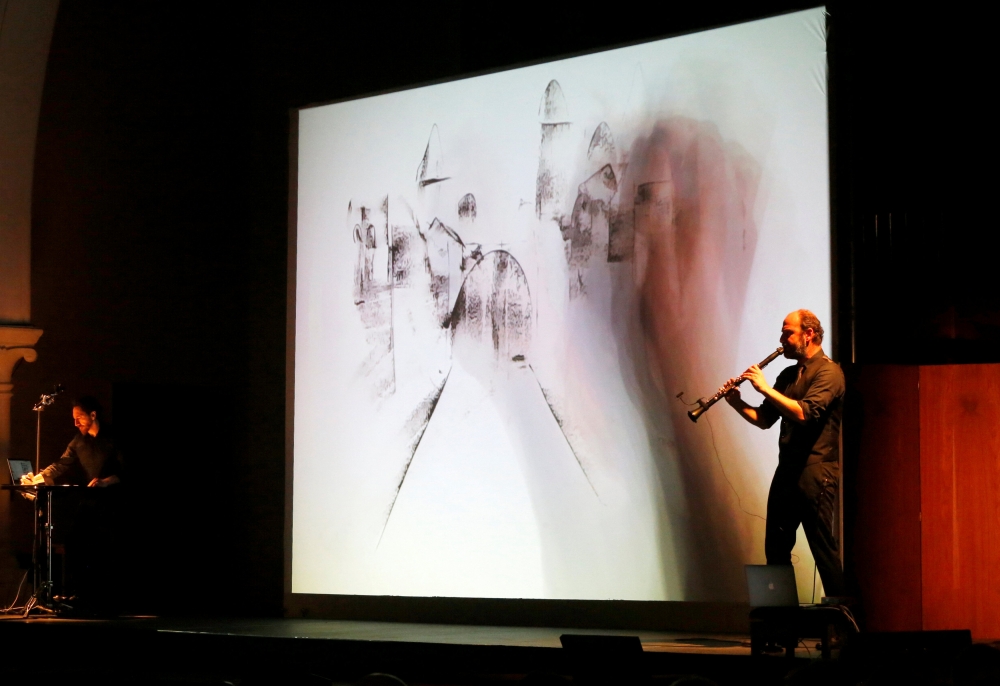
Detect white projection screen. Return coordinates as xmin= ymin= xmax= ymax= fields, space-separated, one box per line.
xmin=291 ymin=8 xmax=831 ymax=603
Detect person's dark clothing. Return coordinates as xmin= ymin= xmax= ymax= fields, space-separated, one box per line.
xmin=758 ymin=349 xmax=846 ymax=597
xmin=758 ymin=350 xmax=844 ymax=469
xmin=41 ymin=428 xmax=123 ymax=608
xmin=41 ymin=429 xmax=123 ymax=485
xmin=765 ymin=461 xmax=844 ymax=595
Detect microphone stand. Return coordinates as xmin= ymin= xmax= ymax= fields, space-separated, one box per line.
xmin=33 ymin=385 xmax=63 ymax=472
xmin=23 ymin=386 xmax=65 ymax=615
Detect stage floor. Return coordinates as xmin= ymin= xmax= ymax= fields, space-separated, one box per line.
xmin=146 ymin=617 xmax=754 ymax=656
xmin=0 ymin=614 xmax=764 ymax=656
xmin=0 ymin=615 xmax=813 ymax=685
xmin=2 ymin=613 xmax=990 ymax=685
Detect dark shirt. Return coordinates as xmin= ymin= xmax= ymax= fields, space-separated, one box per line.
xmin=42 ymin=429 xmax=123 ymax=485
xmin=758 ymin=348 xmax=845 ymax=470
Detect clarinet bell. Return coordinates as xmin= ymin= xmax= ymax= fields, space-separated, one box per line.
xmin=687 ymin=398 xmax=709 ymax=422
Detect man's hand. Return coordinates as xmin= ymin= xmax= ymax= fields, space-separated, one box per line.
xmin=740 ymin=364 xmax=772 ymax=394
xmin=20 ymin=472 xmax=45 ymax=485
xmin=722 ymin=376 xmax=769 ymax=427
xmin=722 ymin=378 xmax=742 ymax=406
xmin=87 ymin=475 xmax=120 ymax=488
xmin=743 ymin=364 xmax=806 ymax=424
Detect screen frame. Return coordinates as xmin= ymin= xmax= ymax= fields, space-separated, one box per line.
xmin=283 ymin=5 xmax=838 ymax=630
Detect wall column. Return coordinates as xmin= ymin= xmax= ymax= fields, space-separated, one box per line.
xmin=1 ymin=0 xmax=60 ymax=606
xmin=0 ymin=326 xmax=43 ymax=599
xmin=0 ymin=328 xmax=43 ymax=457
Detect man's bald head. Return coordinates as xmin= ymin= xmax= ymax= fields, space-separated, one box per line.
xmin=792 ymin=309 xmax=824 ymax=344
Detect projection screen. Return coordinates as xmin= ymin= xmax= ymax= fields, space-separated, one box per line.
xmin=291 ymin=7 xmax=831 ymax=602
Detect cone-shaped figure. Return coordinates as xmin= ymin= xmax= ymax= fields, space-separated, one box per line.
xmin=416 ymin=124 xmax=449 ymax=186
xmin=539 ymin=80 xmax=570 ymax=124
xmin=587 ymin=122 xmax=616 ymax=169
xmin=536 ymin=80 xmax=574 ymax=220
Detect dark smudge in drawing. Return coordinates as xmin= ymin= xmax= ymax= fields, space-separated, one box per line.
xmin=612 ymin=116 xmax=763 ymax=600
xmin=351 ymin=198 xmax=394 ymax=395
xmin=458 ymin=193 xmax=476 ymax=220
xmin=607 ymin=177 xmax=634 ymax=262
xmin=561 ymin=163 xmax=618 ymax=297
xmin=390 ymin=227 xmax=413 ymax=287
xmin=420 ymin=218 xmax=468 ymax=326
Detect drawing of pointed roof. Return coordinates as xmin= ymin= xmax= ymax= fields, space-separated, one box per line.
xmin=416 ymin=124 xmax=450 ymax=186
xmin=539 ymin=80 xmax=570 ymax=124
xmin=587 ymin=122 xmax=616 ymax=167
xmin=425 ymin=217 xmax=465 ymax=247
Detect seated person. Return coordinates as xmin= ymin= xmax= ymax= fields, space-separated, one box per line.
xmin=22 ymin=396 xmax=122 ymax=487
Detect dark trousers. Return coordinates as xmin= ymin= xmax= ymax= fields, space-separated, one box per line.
xmin=765 ymin=461 xmax=846 ymax=598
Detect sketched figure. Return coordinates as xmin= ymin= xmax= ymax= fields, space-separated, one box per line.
xmin=353 ymin=204 xmax=388 ymax=304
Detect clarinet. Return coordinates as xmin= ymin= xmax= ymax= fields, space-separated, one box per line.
xmin=687 ymin=347 xmax=784 ymax=422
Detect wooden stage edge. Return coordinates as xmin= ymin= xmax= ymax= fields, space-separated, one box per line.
xmin=282 ymin=595 xmax=756 ymax=634
xmin=0 ymin=615 xmax=810 ymax=683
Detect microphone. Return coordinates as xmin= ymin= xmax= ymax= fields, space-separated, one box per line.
xmin=33 ymin=384 xmax=65 ymax=410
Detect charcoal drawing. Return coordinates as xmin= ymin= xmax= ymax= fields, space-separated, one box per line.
xmin=293 ymin=8 xmax=832 ymax=601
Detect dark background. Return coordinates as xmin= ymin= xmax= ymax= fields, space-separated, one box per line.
xmin=8 ymin=1 xmax=994 ymax=616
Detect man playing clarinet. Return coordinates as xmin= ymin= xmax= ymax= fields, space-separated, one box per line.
xmin=723 ymin=309 xmax=846 ymax=597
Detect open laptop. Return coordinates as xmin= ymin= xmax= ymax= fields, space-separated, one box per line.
xmin=6 ymin=459 xmax=33 ymax=485
xmin=746 ymin=564 xmax=799 ymax=607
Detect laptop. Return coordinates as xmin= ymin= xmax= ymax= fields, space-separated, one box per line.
xmin=7 ymin=459 xmax=33 ymax=485
xmin=746 ymin=564 xmax=799 ymax=607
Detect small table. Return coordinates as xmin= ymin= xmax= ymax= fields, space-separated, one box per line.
xmin=750 ymin=605 xmax=856 ymax=659
xmin=2 ymin=484 xmax=80 ymax=615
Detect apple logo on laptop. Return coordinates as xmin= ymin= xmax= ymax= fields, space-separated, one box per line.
xmin=768 ymin=583 xmax=775 ymax=590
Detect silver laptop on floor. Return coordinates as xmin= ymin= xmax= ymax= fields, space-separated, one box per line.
xmin=746 ymin=565 xmax=799 ymax=607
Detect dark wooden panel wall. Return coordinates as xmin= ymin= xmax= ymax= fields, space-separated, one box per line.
xmin=853 ymin=364 xmax=1000 ymax=639
xmin=852 ymin=365 xmax=922 ymax=631
xmin=919 ymin=364 xmax=1000 ymax=639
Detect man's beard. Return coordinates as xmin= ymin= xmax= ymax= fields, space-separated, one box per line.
xmin=783 ymin=339 xmax=808 ymax=358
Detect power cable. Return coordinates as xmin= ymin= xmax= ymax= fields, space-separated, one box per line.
xmin=1 ymin=571 xmax=27 ymax=613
